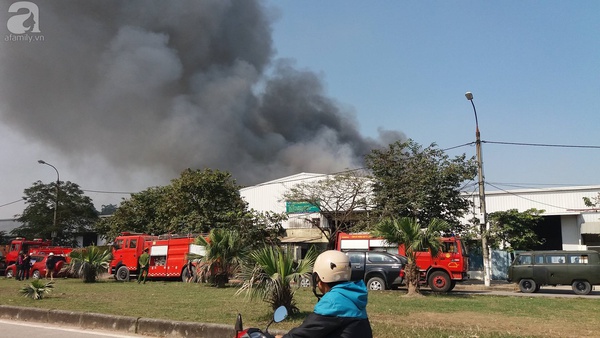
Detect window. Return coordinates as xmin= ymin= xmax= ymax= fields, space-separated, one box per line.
xmin=368 ymin=253 xmax=397 ymax=263
xmin=347 ymin=252 xmax=363 ymax=264
xmin=546 ymin=255 xmax=566 ymax=264
xmin=517 ymin=255 xmax=532 ymax=265
xmin=442 ymin=242 xmax=457 ymax=253
xmin=569 ymin=255 xmax=588 ymax=264
xmin=129 ymin=239 xmax=137 ymax=249
xmin=535 ymin=255 xmax=544 ymax=264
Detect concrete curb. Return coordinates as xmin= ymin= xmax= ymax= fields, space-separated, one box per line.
xmin=0 ymin=305 xmax=261 ymax=337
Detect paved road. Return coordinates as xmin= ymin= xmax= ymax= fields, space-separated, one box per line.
xmin=0 ymin=319 xmax=148 ymax=338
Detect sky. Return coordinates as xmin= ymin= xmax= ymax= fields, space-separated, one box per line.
xmin=0 ymin=1 xmax=598 ymax=219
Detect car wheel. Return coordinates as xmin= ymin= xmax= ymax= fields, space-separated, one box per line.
xmin=518 ymin=279 xmax=537 ymax=293
xmin=300 ymin=277 xmax=312 ymax=288
xmin=572 ymin=280 xmax=592 ymax=295
xmin=428 ymin=271 xmax=452 ymax=292
xmin=366 ymin=277 xmax=386 ymax=291
xmin=32 ymin=270 xmax=41 ymax=279
xmin=115 ymin=266 xmax=130 ymax=282
xmin=6 ymin=269 xmax=14 ymax=278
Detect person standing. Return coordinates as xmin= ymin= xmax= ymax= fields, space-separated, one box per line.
xmin=22 ymin=253 xmax=31 ymax=280
xmin=45 ymin=252 xmax=56 ymax=281
xmin=16 ymin=251 xmax=24 ymax=281
xmin=138 ymin=248 xmax=150 ymax=284
xmin=186 ymin=260 xmax=194 ymax=283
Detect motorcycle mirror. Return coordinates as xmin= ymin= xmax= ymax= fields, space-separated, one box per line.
xmin=234 ymin=313 xmax=243 ymax=332
xmin=273 ymin=306 xmax=288 ymax=323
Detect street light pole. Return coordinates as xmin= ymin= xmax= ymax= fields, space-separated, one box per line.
xmin=38 ymin=160 xmax=59 ymax=245
xmin=465 ymin=92 xmax=491 ymax=287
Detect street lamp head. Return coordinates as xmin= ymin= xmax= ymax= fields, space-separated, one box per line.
xmin=37 ymin=160 xmax=46 ymax=164
xmin=465 ymin=92 xmax=474 ymax=101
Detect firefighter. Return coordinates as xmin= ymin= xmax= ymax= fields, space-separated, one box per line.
xmin=275 ymin=250 xmax=373 ymax=338
xmin=138 ymin=247 xmax=150 ymax=284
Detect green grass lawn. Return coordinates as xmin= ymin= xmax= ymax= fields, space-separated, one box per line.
xmin=1 ymin=277 xmax=598 ymax=338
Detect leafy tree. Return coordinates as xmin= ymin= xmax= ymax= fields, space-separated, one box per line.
xmin=282 ymin=171 xmax=375 ymax=249
xmin=365 ymin=140 xmax=477 ymax=234
xmin=373 ymin=217 xmax=445 ymax=296
xmin=14 ymin=180 xmax=98 ymax=246
xmin=488 ymin=208 xmax=545 ymax=251
xmin=98 ymin=168 xmax=248 ymax=241
xmin=0 ymin=231 xmax=9 ymax=245
xmin=194 ymin=228 xmax=246 ymax=287
xmin=167 ymin=168 xmax=247 ymax=232
xmin=67 ymin=246 xmax=112 ymax=283
xmin=94 ymin=186 xmax=171 ymax=241
xmin=99 ymin=204 xmax=118 ymax=216
xmin=236 ymin=210 xmax=286 ymax=251
xmin=236 ymin=245 xmax=318 ymax=313
xmin=583 ymin=194 xmax=600 ymax=208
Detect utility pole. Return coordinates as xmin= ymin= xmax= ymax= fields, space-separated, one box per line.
xmin=465 ymin=92 xmax=491 ymax=287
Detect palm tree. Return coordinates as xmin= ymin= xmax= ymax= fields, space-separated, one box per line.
xmin=373 ymin=217 xmax=446 ymax=296
xmin=67 ymin=246 xmax=112 ymax=283
xmin=194 ymin=228 xmax=246 ymax=287
xmin=20 ymin=279 xmax=54 ymax=300
xmin=236 ymin=245 xmax=318 ymax=313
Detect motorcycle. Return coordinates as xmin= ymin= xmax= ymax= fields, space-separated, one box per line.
xmin=235 ymin=305 xmax=288 ymax=338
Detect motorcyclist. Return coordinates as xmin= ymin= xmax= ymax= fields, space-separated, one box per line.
xmin=276 ymin=250 xmax=373 ymax=338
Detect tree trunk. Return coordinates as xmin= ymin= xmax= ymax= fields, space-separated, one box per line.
xmin=405 ymin=262 xmax=423 ymax=297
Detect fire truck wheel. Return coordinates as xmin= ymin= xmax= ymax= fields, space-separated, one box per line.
xmin=366 ymin=277 xmax=386 ymax=291
xmin=518 ymin=278 xmax=537 ymax=293
xmin=32 ymin=270 xmax=41 ymax=279
xmin=428 ymin=271 xmax=451 ymax=292
xmin=5 ymin=269 xmax=14 ymax=278
xmin=115 ymin=266 xmax=130 ymax=282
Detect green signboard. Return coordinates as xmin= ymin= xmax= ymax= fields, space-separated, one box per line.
xmin=286 ymin=201 xmax=320 ymax=214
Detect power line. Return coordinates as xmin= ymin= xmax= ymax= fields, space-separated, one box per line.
xmin=0 ymin=199 xmax=23 ymax=208
xmin=483 ymin=140 xmax=600 ymax=149
xmin=82 ymin=189 xmax=135 ymax=195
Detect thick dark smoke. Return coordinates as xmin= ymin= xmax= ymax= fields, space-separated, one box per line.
xmin=0 ymin=0 xmax=404 ymax=186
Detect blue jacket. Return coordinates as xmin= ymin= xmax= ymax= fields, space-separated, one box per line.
xmin=283 ymin=280 xmax=372 ymax=338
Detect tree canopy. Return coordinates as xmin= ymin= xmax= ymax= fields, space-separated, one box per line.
xmin=365 ymin=140 xmax=477 ymax=233
xmin=14 ymin=180 xmax=98 ymax=246
xmin=488 ymin=208 xmax=545 ymax=251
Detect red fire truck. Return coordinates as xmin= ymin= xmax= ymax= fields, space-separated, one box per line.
xmin=336 ymin=232 xmax=469 ymax=292
xmin=5 ymin=238 xmax=73 ymax=266
xmin=110 ymin=232 xmax=206 ymax=282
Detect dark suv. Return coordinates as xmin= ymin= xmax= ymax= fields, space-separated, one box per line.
xmin=300 ymin=250 xmax=407 ymax=290
xmin=345 ymin=250 xmax=407 ymax=290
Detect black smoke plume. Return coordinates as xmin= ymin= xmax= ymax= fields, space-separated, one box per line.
xmin=0 ymin=0 xmax=404 ymax=185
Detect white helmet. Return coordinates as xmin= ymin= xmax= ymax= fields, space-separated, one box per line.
xmin=313 ymin=250 xmax=351 ymax=283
